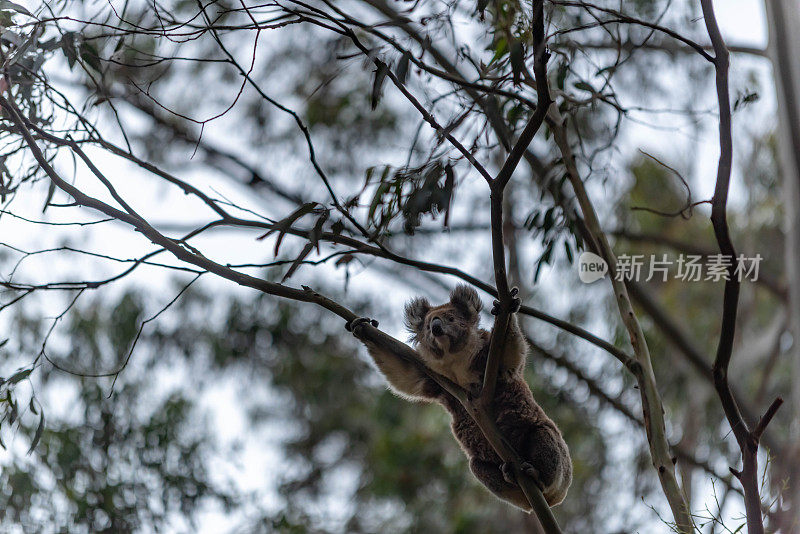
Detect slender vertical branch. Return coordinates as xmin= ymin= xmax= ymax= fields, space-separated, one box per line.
xmin=481 ymin=0 xmax=552 ymax=405
xmin=547 ymin=104 xmax=694 ymax=532
xmin=700 ymin=1 xmax=783 ymax=532
xmin=470 ymin=3 xmax=561 ymax=527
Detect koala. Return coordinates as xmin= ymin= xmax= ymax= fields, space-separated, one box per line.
xmin=347 ymin=284 xmax=572 ymax=509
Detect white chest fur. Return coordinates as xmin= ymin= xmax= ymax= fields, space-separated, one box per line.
xmin=429 ymin=357 xmax=476 ymax=387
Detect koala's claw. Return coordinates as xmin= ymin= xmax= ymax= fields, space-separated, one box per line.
xmin=520 ymin=461 xmax=542 ymax=487
xmin=491 ymin=287 xmax=521 ymax=316
xmin=501 ymin=462 xmax=516 ymax=484
xmin=501 ymin=461 xmax=543 ymax=488
xmin=467 ymin=382 xmax=482 ymax=401
xmin=345 ymin=317 xmax=379 ymax=334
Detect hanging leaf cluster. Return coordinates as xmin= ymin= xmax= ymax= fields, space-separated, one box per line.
xmin=366 ymin=160 xmax=455 ymax=236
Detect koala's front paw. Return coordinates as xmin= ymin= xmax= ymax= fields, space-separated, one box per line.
xmin=491 ymin=287 xmax=521 ymax=316
xmin=345 ymin=317 xmax=379 ymax=336
xmin=509 ymin=287 xmax=521 ymax=313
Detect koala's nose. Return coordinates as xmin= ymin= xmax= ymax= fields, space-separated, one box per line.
xmin=430 ymin=317 xmax=444 ymax=336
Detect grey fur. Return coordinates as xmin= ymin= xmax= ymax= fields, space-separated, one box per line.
xmin=404 ymin=297 xmax=431 ymax=341
xmin=351 ymin=287 xmax=572 ymax=509
xmin=449 ymin=284 xmax=483 ymax=315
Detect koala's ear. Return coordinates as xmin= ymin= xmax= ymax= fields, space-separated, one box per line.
xmin=449 ymin=284 xmax=482 ymax=316
xmin=404 ymin=297 xmax=431 ymax=333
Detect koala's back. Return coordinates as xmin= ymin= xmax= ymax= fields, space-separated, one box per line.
xmin=439 ymin=345 xmax=570 ymax=494
xmin=445 ymin=379 xmax=553 ymax=454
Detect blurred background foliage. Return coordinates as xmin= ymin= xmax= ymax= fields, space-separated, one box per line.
xmin=0 ymin=0 xmax=791 ymax=532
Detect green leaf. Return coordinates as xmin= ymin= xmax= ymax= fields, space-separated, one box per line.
xmin=509 ymin=40 xmax=525 ymax=85
xmin=42 ymin=180 xmax=56 ymax=213
xmin=9 ymin=398 xmax=17 ymax=424
xmin=8 ymin=368 xmax=31 ymax=384
xmin=490 ymin=37 xmax=508 ymax=64
xmin=371 ymin=61 xmax=389 ymax=110
xmin=443 ymin=164 xmax=455 ymax=227
xmin=367 ymin=180 xmax=391 ymax=220
xmin=256 ymin=202 xmax=319 ymax=256
xmin=281 ymin=242 xmax=314 ymax=283
xmin=27 ymin=412 xmax=44 ymax=455
xmin=0 ymin=0 xmax=32 ymax=16
xmin=573 ymin=81 xmax=594 ymax=93
xmin=60 ymin=33 xmax=78 ymax=69
xmin=556 ymin=63 xmax=568 ymax=90
xmin=395 ymin=51 xmax=411 ymax=85
xmin=308 ymin=210 xmax=329 ymax=254
xmin=80 ymin=42 xmax=102 ymax=72
xmin=733 ymin=91 xmax=759 ymax=111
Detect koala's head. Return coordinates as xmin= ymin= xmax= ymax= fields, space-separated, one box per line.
xmin=404 ymin=284 xmax=483 ymax=358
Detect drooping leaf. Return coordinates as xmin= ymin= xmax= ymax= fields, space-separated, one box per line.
xmin=733 ymin=91 xmax=759 ymax=112
xmin=308 ymin=210 xmax=329 ymax=254
xmin=8 ymin=367 xmax=32 ymax=384
xmin=281 ymin=242 xmax=314 ymax=283
xmin=490 ymin=37 xmax=508 ymax=64
xmin=564 ymin=240 xmax=574 ymax=263
xmin=556 ymin=62 xmax=568 ymax=90
xmin=0 ymin=0 xmax=32 ymax=16
xmin=509 ymin=40 xmax=525 ymax=85
xmin=371 ymin=61 xmax=389 ymax=110
xmin=60 ymin=32 xmax=78 ymax=69
xmin=395 ymin=51 xmax=411 ymax=85
xmin=26 ymin=412 xmax=44 ymax=454
xmin=42 ymin=180 xmax=56 ymax=212
xmin=9 ymin=398 xmax=18 ymax=424
xmin=80 ymin=42 xmax=102 ymax=72
xmin=256 ymin=202 xmax=319 ymax=256
xmin=368 ymin=178 xmax=391 ymax=223
xmin=443 ymin=164 xmax=455 ymax=227
xmin=335 ymin=253 xmax=355 ymax=267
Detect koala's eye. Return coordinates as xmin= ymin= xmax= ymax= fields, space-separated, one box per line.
xmin=446 ymin=315 xmax=454 ymax=322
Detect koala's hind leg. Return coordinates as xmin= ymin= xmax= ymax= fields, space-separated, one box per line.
xmin=469 ymin=458 xmax=532 ymax=512
xmin=520 ymin=423 xmax=572 ymax=506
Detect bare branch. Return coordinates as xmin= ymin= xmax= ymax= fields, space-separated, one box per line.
xmin=701 ymin=1 xmax=781 ymax=531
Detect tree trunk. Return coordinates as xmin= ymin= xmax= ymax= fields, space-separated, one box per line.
xmin=765 ymin=0 xmax=800 ymax=529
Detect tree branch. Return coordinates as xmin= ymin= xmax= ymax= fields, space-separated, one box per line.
xmin=547 ymin=103 xmax=694 ymax=532
xmin=700 ymin=1 xmax=783 ymax=531
xmin=1 ymin=80 xmax=564 ymax=533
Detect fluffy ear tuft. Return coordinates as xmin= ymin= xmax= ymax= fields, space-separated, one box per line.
xmin=404 ymin=297 xmax=431 ymax=334
xmin=449 ymin=284 xmax=482 ymax=316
